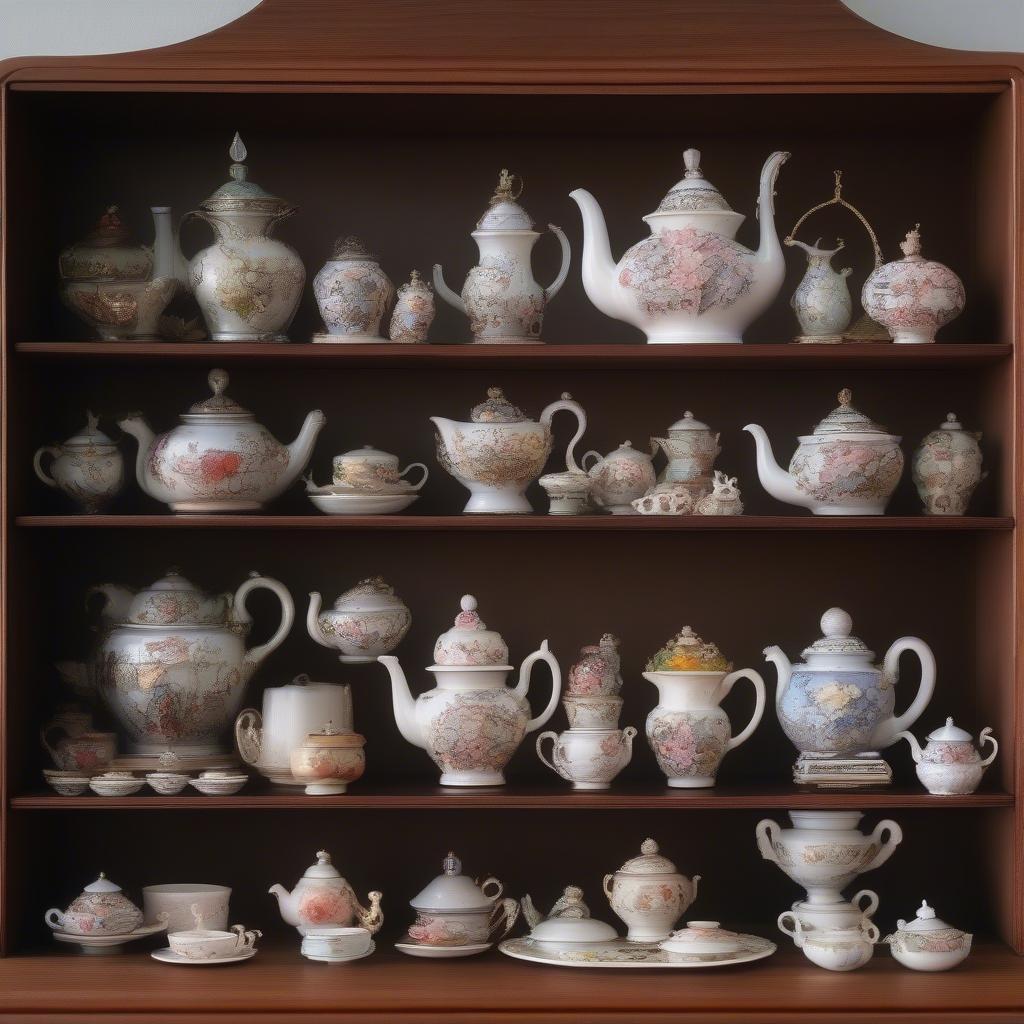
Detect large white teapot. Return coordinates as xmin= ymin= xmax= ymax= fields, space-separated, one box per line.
xmin=377 ymin=594 xmax=561 ymax=786
xmin=570 ymin=148 xmax=789 ymax=343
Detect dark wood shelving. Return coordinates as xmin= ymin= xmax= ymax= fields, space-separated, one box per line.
xmin=11 ymin=341 xmax=1013 ymax=368
xmin=14 ymin=514 xmax=1016 ymax=531
xmin=11 ymin=783 xmax=1013 ymax=811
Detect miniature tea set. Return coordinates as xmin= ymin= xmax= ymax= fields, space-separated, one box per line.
xmin=304 ymin=444 xmax=429 ymax=515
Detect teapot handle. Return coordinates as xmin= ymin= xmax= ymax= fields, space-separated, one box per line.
xmin=44 ymin=908 xmax=66 ymax=931
xmin=861 ymin=819 xmax=903 ymax=873
xmin=32 ymin=446 xmax=62 ymax=489
xmin=851 ymin=889 xmax=880 ymax=920
xmin=721 ymin=668 xmax=766 ymax=753
xmin=398 ymin=462 xmax=430 ymax=492
xmin=234 ymin=708 xmax=263 ymax=767
xmin=777 ymin=910 xmax=804 ymax=947
xmin=535 ymin=731 xmax=563 ymax=778
xmin=581 ymin=450 xmax=602 ymax=473
xmin=870 ymin=637 xmax=936 ymax=749
xmin=233 ymin=573 xmax=295 ymax=669
xmin=514 ymin=640 xmax=562 ymax=733
xmin=979 ymin=727 xmax=999 ymax=768
xmin=755 ymin=818 xmax=782 ymax=864
xmin=862 ymin=920 xmax=881 ymax=945
xmin=543 ymin=224 xmax=572 ymax=300
xmin=540 ymin=395 xmax=587 ymax=475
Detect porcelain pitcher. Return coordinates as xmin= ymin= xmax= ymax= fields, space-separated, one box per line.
xmin=786 ymin=237 xmax=853 ymax=343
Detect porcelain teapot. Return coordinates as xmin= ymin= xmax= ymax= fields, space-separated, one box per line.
xmin=59 ymin=569 xmax=294 ymax=757
xmin=570 ymin=147 xmax=789 ymax=343
xmin=269 ymin=849 xmax=382 ymax=935
xmin=745 ymin=388 xmax=904 ymax=515
xmin=119 ymin=368 xmax=325 ymax=513
xmin=33 ymin=411 xmax=124 ymax=513
xmin=434 ymin=170 xmax=571 ymax=345
xmin=764 ymin=608 xmax=935 ymax=761
xmin=432 ymin=386 xmax=586 ymax=513
xmin=896 ymin=718 xmax=998 ymax=795
xmin=377 ymin=594 xmax=561 ymax=786
xmin=45 ymin=872 xmax=143 ymax=936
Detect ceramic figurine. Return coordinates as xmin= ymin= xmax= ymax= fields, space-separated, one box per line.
xmin=432 ymin=387 xmax=586 ymax=513
xmin=896 ymin=718 xmax=998 ymax=795
xmin=912 ymin=413 xmax=985 ymax=515
xmin=631 ymin=483 xmax=696 ymax=516
xmin=755 ymin=810 xmax=902 ymax=906
xmin=777 ymin=913 xmax=879 ymax=971
xmin=862 ymin=226 xmax=965 ymax=344
xmin=567 ymin=635 xmax=622 ymax=696
xmin=536 ymin=726 xmax=637 ymax=789
xmin=46 ymin=873 xmax=143 ymax=936
xmin=59 ymin=205 xmax=185 ymax=341
xmin=405 ymin=852 xmax=519 ymax=948
xmin=520 ymin=886 xmax=618 ymax=945
xmin=434 ymin=170 xmax=570 ymax=345
xmin=389 ymin=270 xmax=435 ymax=344
xmin=119 ymin=368 xmax=326 ymax=513
xmin=571 ymin=147 xmax=789 ymax=343
xmin=307 ymin=577 xmax=411 ymax=664
xmin=60 ymin=569 xmax=294 ymax=758
xmin=40 ymin=728 xmax=116 ymax=773
xmin=582 ymin=441 xmax=657 ymax=514
xmin=269 ymin=850 xmax=383 ymax=935
xmin=786 ymin=237 xmax=853 ymax=343
xmin=289 ymin=721 xmax=366 ymax=794
xmin=763 ymin=607 xmax=935 ymax=783
xmin=562 ymin=694 xmax=622 ymax=731
xmin=745 ymin=388 xmax=903 ymax=515
xmin=378 ymin=594 xmax=561 ymax=786
xmin=694 ymin=472 xmax=744 ymax=515
xmin=312 ymin=237 xmax=395 ymax=343
xmin=650 ymin=411 xmax=721 ymax=495
xmin=33 ymin=412 xmax=124 ymax=513
xmin=883 ymin=901 xmax=972 ymax=971
xmin=538 ymin=469 xmax=592 ymax=515
xmin=187 ymin=133 xmax=305 ymax=342
xmin=643 ymin=627 xmax=765 ymax=787
xmin=331 ymin=445 xmax=428 ymax=492
xmin=235 ymin=674 xmax=354 ymax=787
xmin=603 ymin=838 xmax=700 ymax=942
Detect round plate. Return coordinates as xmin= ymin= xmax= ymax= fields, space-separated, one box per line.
xmin=498 ymin=935 xmax=776 ymax=969
xmin=53 ymin=920 xmax=167 ymax=953
xmin=301 ymin=941 xmax=375 ymax=964
xmin=395 ymin=939 xmax=492 ymax=959
xmin=151 ymin=946 xmax=257 ymax=966
xmin=308 ymin=493 xmax=418 ymax=515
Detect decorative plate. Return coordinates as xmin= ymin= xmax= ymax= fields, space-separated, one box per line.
xmin=498 ymin=935 xmax=775 ymax=969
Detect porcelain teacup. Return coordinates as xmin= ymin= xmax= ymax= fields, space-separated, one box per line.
xmin=561 ymin=695 xmax=622 ymax=730
xmin=168 ymin=924 xmax=261 ymax=960
xmin=536 ymin=727 xmax=637 ymax=789
xmin=406 ymin=899 xmax=519 ymax=947
xmin=332 ymin=446 xmax=428 ymax=492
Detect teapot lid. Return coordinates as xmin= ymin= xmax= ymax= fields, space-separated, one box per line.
xmin=645 ymin=626 xmax=731 ymax=673
xmin=527 ymin=886 xmax=618 ymax=943
xmin=811 ymin=389 xmax=889 ymax=436
xmin=659 ymin=921 xmax=746 ymax=956
xmin=411 ymin=852 xmax=497 ymax=911
xmin=801 ymin=607 xmax=874 ymax=659
xmin=470 ymin=387 xmax=528 ymax=424
xmin=83 ymin=871 xmax=123 ymax=894
xmin=336 ymin=444 xmax=395 ymax=462
xmin=201 ymin=133 xmax=293 ymax=215
xmin=184 ymin=369 xmax=254 ymax=421
xmin=302 ymin=721 xmax=364 ymax=748
xmin=303 ymin=850 xmax=342 ymax=880
xmin=936 ymin=412 xmax=966 ymax=432
xmin=125 ymin=568 xmax=229 ymax=626
xmin=475 ymin=170 xmax=534 ymax=231
xmin=606 ymin=440 xmax=650 ymax=463
xmin=65 ymin=411 xmax=116 ymax=447
xmin=926 ymin=717 xmax=974 ymax=742
xmin=667 ymin=410 xmax=712 ymax=433
xmin=433 ymin=594 xmax=510 ymax=667
xmin=331 ymin=577 xmax=407 ymax=614
xmin=616 ymin=838 xmax=680 ymax=876
xmin=897 ymin=901 xmax=962 ymax=934
xmin=651 ymin=149 xmax=734 ymax=217
xmin=327 ymin=236 xmax=380 ymax=263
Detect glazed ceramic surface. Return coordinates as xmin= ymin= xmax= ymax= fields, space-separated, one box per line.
xmin=143 ymin=884 xmax=231 ymax=932
xmin=912 ymin=413 xmax=985 ymax=515
xmin=54 ymin=920 xmax=167 ymax=956
xmin=311 ymin=236 xmax=394 ymax=342
xmin=308 ymin=577 xmax=411 ymax=664
xmin=603 ymin=839 xmax=700 ymax=942
xmin=152 ymin=945 xmax=256 ymax=966
xmin=66 ymin=569 xmax=294 ymax=757
xmin=40 ymin=729 xmax=116 ymax=773
xmin=567 ymin=635 xmax=622 ymax=696
xmin=119 ymin=368 xmax=325 ymax=513
xmin=187 ymin=134 xmax=305 ymax=342
xmin=395 ymin=940 xmax=490 ymax=959
xmin=571 ymin=148 xmax=789 ymax=343
xmin=650 ymin=411 xmax=721 ymax=488
xmin=306 ymin=491 xmax=419 ymax=515
xmin=289 ymin=722 xmax=366 ymax=794
xmin=764 ymin=607 xmax=935 ymax=761
xmin=562 ymin=694 xmax=623 ymax=730
xmin=434 ymin=170 xmax=570 ymax=345
xmin=389 ymin=270 xmax=435 ymax=343
xmin=745 ymin=389 xmax=903 ymax=515
xmin=538 ymin=469 xmax=592 ymax=515
xmin=786 ymin=237 xmax=853 ymax=342
xmin=300 ymin=927 xmax=372 ymax=960
xmin=520 ymin=886 xmax=618 ymax=946
xmin=379 ymin=594 xmax=561 ymax=786
xmin=34 ymin=412 xmax=124 ymax=513
xmin=884 ymin=901 xmax=971 ymax=972
xmin=432 ymin=387 xmax=586 ymax=514
xmin=169 ymin=923 xmax=260 ymax=961
xmin=188 ymin=770 xmax=248 ymax=795
xmin=46 ymin=873 xmax=143 ymax=936
xmin=89 ymin=771 xmax=146 ymax=796
xmin=269 ymin=850 xmax=383 ymax=935
xmin=583 ymin=442 xmax=656 ymax=514
xmin=862 ymin=226 xmax=965 ymax=344
xmin=500 ymin=935 xmax=774 ymax=968
xmin=43 ymin=770 xmax=91 ymax=796
xmin=755 ymin=810 xmax=902 ymax=905
xmin=536 ymin=726 xmax=637 ymax=789
xmin=778 ymin=912 xmax=879 ymax=971
xmin=897 ymin=718 xmax=997 ymax=795
xmin=331 ymin=445 xmax=428 ymax=492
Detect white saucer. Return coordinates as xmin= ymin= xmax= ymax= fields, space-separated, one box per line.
xmin=53 ymin=920 xmax=166 ymax=955
xmin=308 ymin=492 xmax=418 ymax=515
xmin=395 ymin=939 xmax=492 ymax=959
xmin=302 ymin=941 xmax=375 ymax=964
xmin=151 ymin=946 xmax=257 ymax=966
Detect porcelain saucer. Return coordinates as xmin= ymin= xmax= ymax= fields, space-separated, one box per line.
xmin=308 ymin=492 xmax=418 ymax=515
xmin=53 ymin=920 xmax=167 ymax=955
xmin=302 ymin=941 xmax=375 ymax=964
xmin=151 ymin=946 xmax=257 ymax=966
xmin=395 ymin=938 xmax=492 ymax=959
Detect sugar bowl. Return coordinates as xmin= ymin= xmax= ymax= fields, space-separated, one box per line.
xmin=883 ymin=901 xmax=972 ymax=971
xmin=332 ymin=445 xmax=428 ymax=493
xmin=33 ymin=412 xmax=124 ymax=513
xmin=290 ymin=721 xmax=366 ymax=794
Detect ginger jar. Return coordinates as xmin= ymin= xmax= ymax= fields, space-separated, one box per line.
xmin=313 ymin=236 xmax=395 ymax=343
xmin=912 ymin=413 xmax=985 ymax=516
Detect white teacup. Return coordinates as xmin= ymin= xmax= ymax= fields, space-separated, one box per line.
xmin=561 ymin=695 xmax=622 ymax=730
xmin=537 ymin=727 xmax=637 ymax=789
xmin=144 ymin=884 xmax=230 ymax=932
xmin=406 ymin=899 xmax=519 ymax=947
xmin=778 ymin=912 xmax=879 ymax=971
xmin=301 ymin=926 xmax=372 ymax=960
xmin=332 ymin=446 xmax=428 ymax=492
xmin=168 ymin=924 xmax=261 ymax=960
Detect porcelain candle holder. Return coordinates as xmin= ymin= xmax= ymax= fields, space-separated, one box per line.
xmin=313 ymin=237 xmax=394 ymax=342
xmin=307 ymin=578 xmax=411 ymax=663
xmin=912 ymin=413 xmax=985 ymax=515
xmin=34 ymin=412 xmax=124 ymax=513
xmin=536 ymin=726 xmax=637 ymax=789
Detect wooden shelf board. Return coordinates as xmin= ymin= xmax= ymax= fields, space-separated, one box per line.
xmin=13 ymin=514 xmax=1016 ymax=531
xmin=1 ymin=942 xmax=1021 ymax=1020
xmin=10 ymin=784 xmax=1013 ymax=810
xmin=11 ymin=341 xmax=1013 ymax=368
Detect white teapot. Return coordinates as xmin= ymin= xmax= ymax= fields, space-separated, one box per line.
xmin=570 ymin=147 xmax=789 ymax=343
xmin=377 ymin=594 xmax=561 ymax=786
xmin=33 ymin=411 xmax=124 ymax=513
xmin=896 ymin=718 xmax=997 ymax=795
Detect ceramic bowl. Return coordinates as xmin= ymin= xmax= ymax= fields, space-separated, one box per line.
xmin=300 ymin=927 xmax=373 ymax=960
xmin=168 ymin=925 xmax=260 ymax=960
xmin=146 ymin=772 xmax=191 ymax=796
xmin=89 ymin=772 xmax=146 ymax=797
xmin=42 ymin=770 xmax=91 ymax=796
xmin=561 ymin=695 xmax=623 ymax=731
xmin=189 ymin=771 xmax=247 ymax=796
xmin=143 ymin=884 xmax=231 ymax=932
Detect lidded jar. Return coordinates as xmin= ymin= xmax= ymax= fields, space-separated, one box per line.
xmin=433 ymin=595 xmax=511 ymax=667
xmin=289 ymin=720 xmax=366 ymax=796
xmin=313 ymin=236 xmax=395 ymax=343
xmin=389 ymin=269 xmax=435 ymax=344
xmin=883 ymin=901 xmax=972 ymax=971
xmin=912 ymin=413 xmax=985 ymax=516
xmin=33 ymin=411 xmax=124 ymax=513
xmin=60 ymin=206 xmax=153 ymax=283
xmin=603 ymin=838 xmax=700 ymax=942
xmin=307 ymin=577 xmax=412 ymax=664
xmin=45 ymin=872 xmax=144 ymax=936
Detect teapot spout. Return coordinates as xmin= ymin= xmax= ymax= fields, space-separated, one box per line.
xmin=430 ymin=416 xmax=458 ymax=459
xmin=761 ymin=645 xmax=793 ymax=713
xmin=755 ymin=151 xmax=790 ymax=263
xmin=268 ymin=883 xmax=288 ymax=902
xmin=743 ymin=423 xmax=811 ymax=510
xmin=116 ymin=414 xmax=157 ymax=498
xmin=569 ymin=189 xmax=632 ymax=324
xmin=150 ymin=206 xmax=190 ymax=292
xmin=895 ymin=730 xmax=924 ymax=764
xmin=285 ymin=409 xmax=328 ymax=486
xmin=377 ymin=655 xmax=425 ymax=750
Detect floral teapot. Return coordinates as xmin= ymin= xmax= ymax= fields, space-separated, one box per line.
xmin=377 ymin=594 xmax=561 ymax=786
xmin=269 ymin=850 xmax=382 ymax=935
xmin=432 ymin=386 xmax=586 ymax=513
xmin=570 ymin=147 xmax=789 ymax=343
xmin=119 ymin=368 xmax=325 ymax=513
xmin=896 ymin=718 xmax=998 ymax=796
xmin=433 ymin=170 xmax=571 ymax=345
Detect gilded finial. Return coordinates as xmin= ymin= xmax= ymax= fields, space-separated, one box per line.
xmin=838 ymin=388 xmax=853 ymax=407
xmin=491 ymin=169 xmax=523 ymax=204
xmin=900 ymin=224 xmax=923 ymax=259
xmin=229 ymin=132 xmax=248 ymax=183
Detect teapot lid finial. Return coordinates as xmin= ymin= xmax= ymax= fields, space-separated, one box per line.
xmin=185 ymin=367 xmax=251 ymax=419
xmin=925 ymin=716 xmax=975 ymax=742
xmin=491 ymin=169 xmax=523 ymax=204
xmin=811 ymin=388 xmax=891 ymax=436
xmin=820 ymin=607 xmax=852 ymax=638
xmin=917 ymin=900 xmax=936 ymax=920
xmin=477 ymin=170 xmax=533 ymax=230
xmin=442 ymin=851 xmax=462 ymax=876
xmin=802 ymin=607 xmax=874 ymax=660
xmin=433 ymin=594 xmax=510 ymax=667
xmin=201 ymin=132 xmax=291 ymax=213
xmin=683 ymin=149 xmax=703 ymax=178
xmin=900 ymin=223 xmax=923 ymax=260
xmin=66 ymin=410 xmax=115 ymax=447
xmin=228 ymin=132 xmax=248 ymax=183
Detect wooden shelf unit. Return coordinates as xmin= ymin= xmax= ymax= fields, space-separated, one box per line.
xmin=3 ymin=1 xmax=1024 ymax=1020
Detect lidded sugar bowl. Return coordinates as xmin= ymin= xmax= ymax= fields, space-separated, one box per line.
xmin=33 ymin=412 xmax=124 ymax=513
xmin=289 ymin=721 xmax=366 ymax=795
xmin=307 ymin=577 xmax=412 ymax=663
xmin=896 ymin=718 xmax=998 ymax=796
xmin=603 ymin=838 xmax=700 ymax=942
xmin=912 ymin=413 xmax=985 ymax=516
xmin=45 ymin=872 xmax=144 ymax=937
xmin=883 ymin=901 xmax=972 ymax=971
